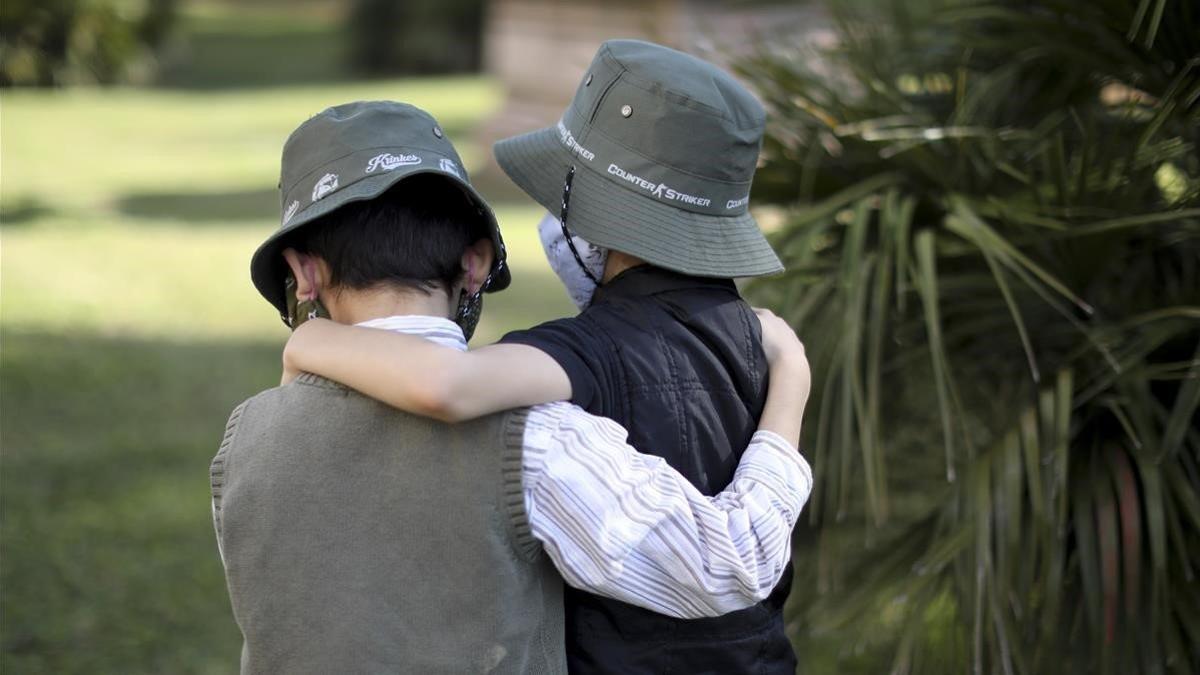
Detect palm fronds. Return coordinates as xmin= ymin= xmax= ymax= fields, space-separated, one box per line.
xmin=738 ymin=1 xmax=1200 ymax=672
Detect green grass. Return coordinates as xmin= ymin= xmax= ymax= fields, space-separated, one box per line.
xmin=0 ymin=78 xmax=500 ymax=215
xmin=1 ymin=76 xmax=575 ymax=673
xmin=0 ymin=76 xmax=569 ymax=340
xmin=2 ymin=332 xmax=276 ymax=673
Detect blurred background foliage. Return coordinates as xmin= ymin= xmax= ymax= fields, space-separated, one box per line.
xmin=0 ymin=0 xmax=488 ymax=88
xmin=741 ymin=0 xmax=1199 ymax=673
xmin=347 ymin=0 xmax=485 ymax=77
xmin=0 ymin=0 xmax=178 ymax=86
xmin=3 ymin=0 xmax=1199 ymax=673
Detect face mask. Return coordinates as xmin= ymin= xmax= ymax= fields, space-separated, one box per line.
xmin=284 ymin=273 xmax=330 ymax=330
xmin=538 ymin=211 xmax=607 ymax=310
xmin=453 ymin=288 xmax=483 ymax=342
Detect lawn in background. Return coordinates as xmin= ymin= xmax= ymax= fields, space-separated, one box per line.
xmin=1 ymin=75 xmax=575 ymax=672
xmin=155 ymin=0 xmax=350 ymax=89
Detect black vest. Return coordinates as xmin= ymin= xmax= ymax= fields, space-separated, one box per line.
xmin=503 ymin=266 xmax=796 ymax=674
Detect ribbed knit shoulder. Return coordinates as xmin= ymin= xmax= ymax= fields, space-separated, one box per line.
xmin=293 ymin=372 xmax=352 ymax=392
xmin=210 ymin=399 xmax=249 ymax=544
xmin=501 ymin=408 xmax=540 ymax=562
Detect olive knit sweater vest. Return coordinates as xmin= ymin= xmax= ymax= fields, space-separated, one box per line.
xmin=210 ymin=374 xmax=565 ymax=674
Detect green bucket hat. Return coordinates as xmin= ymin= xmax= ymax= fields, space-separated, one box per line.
xmin=250 ymin=100 xmax=510 ymax=320
xmin=493 ymin=39 xmax=782 ymax=278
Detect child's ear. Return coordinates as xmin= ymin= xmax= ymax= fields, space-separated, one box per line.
xmin=282 ymin=248 xmax=322 ymax=300
xmin=461 ymin=239 xmax=496 ymax=294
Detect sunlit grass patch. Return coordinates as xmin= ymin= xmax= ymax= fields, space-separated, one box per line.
xmin=0 ymin=77 xmax=501 ymax=214
xmin=1 ymin=76 xmax=571 ymax=342
xmin=2 ymin=206 xmax=566 ymax=343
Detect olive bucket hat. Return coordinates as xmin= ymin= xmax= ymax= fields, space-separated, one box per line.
xmin=251 ymin=100 xmax=511 ymax=320
xmin=493 ymin=39 xmax=782 ymax=278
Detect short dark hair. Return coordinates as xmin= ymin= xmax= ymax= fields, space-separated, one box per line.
xmin=290 ymin=175 xmax=489 ymax=294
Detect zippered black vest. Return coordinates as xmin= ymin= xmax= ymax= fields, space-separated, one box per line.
xmin=502 ymin=266 xmax=796 ymax=674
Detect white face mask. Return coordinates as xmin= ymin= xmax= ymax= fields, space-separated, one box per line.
xmin=538 ymin=211 xmax=608 ymax=310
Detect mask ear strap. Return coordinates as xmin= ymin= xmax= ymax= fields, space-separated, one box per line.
xmin=559 ymin=166 xmax=600 ymax=285
xmin=453 ymin=285 xmax=485 ymax=341
xmin=453 ymin=258 xmax=494 ymax=341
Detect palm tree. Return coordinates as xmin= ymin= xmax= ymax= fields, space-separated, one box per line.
xmin=737 ymin=1 xmax=1199 ymax=673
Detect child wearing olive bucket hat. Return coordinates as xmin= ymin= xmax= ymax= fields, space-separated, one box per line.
xmin=284 ymin=40 xmax=809 ymax=674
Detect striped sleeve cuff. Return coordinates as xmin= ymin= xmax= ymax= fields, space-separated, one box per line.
xmin=732 ymin=430 xmax=813 ymax=522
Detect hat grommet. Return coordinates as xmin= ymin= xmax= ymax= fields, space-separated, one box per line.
xmin=433 ymin=126 xmax=443 ymax=138
xmin=620 ymin=105 xmax=633 ymax=118
xmin=585 ymin=73 xmax=593 ymax=86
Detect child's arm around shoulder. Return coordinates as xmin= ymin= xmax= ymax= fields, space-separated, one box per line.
xmin=282 ymin=318 xmax=572 ymax=422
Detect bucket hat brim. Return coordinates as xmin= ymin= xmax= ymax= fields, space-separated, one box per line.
xmin=251 ymin=166 xmax=509 ymax=320
xmin=495 ymin=126 xmax=783 ymax=278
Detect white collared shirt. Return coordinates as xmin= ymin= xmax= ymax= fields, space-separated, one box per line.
xmin=356 ymin=315 xmax=813 ymax=619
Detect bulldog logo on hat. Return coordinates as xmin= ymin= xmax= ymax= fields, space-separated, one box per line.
xmin=311 ymin=173 xmax=339 ymax=201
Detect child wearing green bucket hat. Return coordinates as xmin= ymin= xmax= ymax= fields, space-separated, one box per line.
xmin=282 ymin=41 xmax=810 ymax=673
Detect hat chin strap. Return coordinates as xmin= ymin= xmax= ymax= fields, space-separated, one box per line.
xmin=559 ymin=166 xmax=601 ymax=285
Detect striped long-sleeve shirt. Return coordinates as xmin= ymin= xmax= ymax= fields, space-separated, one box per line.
xmin=356 ymin=315 xmax=813 ymax=619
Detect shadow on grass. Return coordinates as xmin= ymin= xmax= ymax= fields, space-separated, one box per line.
xmin=116 ymin=187 xmax=278 ymax=223
xmin=113 ymin=177 xmax=517 ymax=227
xmin=1 ymin=330 xmax=283 ymax=673
xmin=114 ymin=136 xmax=504 ymax=225
xmin=0 ymin=197 xmax=57 ymax=227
